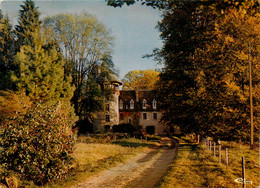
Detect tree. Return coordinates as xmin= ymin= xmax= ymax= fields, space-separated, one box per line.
xmin=155 ymin=0 xmax=259 ymax=140
xmin=155 ymin=1 xmax=214 ymax=136
xmin=15 ymin=0 xmax=41 ymax=46
xmin=106 ymin=0 xmax=168 ymax=9
xmin=14 ymin=31 xmax=75 ymax=107
xmin=122 ymin=69 xmax=160 ymax=90
xmin=0 ymin=2 xmax=78 ymax=184
xmin=192 ymin=8 xmax=260 ymax=140
xmin=43 ymin=13 xmax=115 ymax=119
xmin=0 ymin=12 xmax=15 ymax=90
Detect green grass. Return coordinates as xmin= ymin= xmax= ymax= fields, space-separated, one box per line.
xmin=159 ymin=137 xmax=259 ymax=188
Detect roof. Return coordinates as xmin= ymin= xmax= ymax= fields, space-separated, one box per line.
xmin=110 ymin=74 xmax=122 ymax=85
xmin=119 ymin=90 xmax=159 ymax=111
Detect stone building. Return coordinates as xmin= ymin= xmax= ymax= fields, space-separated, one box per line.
xmin=93 ymin=79 xmax=167 ymax=135
xmin=93 ymin=74 xmax=122 ymax=133
xmin=118 ymin=89 xmax=166 ymax=135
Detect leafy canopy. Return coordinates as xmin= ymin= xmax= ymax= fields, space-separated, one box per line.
xmin=122 ymin=69 xmax=160 ymax=90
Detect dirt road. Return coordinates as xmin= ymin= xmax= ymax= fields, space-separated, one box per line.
xmin=71 ymin=138 xmax=178 ymax=188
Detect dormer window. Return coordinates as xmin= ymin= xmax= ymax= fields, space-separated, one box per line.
xmin=130 ymin=99 xmax=134 ymax=109
xmin=152 ymin=99 xmax=157 ymax=109
xmin=142 ymin=99 xmax=147 ymax=109
xmin=119 ymin=100 xmax=123 ymax=109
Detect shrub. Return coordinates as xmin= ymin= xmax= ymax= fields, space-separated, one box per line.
xmin=112 ymin=123 xmax=138 ymax=135
xmin=0 ymin=92 xmax=77 ymax=185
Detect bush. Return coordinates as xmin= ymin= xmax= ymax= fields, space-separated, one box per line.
xmin=0 ymin=92 xmax=77 ymax=185
xmin=112 ymin=123 xmax=138 ymax=135
xmin=75 ymin=118 xmax=94 ymax=135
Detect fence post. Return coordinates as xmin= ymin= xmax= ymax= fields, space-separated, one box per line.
xmin=219 ymin=144 xmax=221 ymax=163
xmin=214 ymin=142 xmax=216 ymax=157
xmin=242 ymin=156 xmax=246 ymax=188
xmin=226 ymin=148 xmax=228 ymax=169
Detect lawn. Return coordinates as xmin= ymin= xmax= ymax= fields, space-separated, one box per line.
xmin=159 ymin=137 xmax=259 ymax=188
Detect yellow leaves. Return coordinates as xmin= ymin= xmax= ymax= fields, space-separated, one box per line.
xmin=0 ymin=91 xmax=32 ymax=122
xmin=224 ymin=35 xmax=234 ymax=44
xmin=122 ymin=69 xmax=160 ymax=90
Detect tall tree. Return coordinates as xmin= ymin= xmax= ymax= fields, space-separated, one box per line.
xmin=15 ymin=0 xmax=41 ymax=46
xmin=0 ymin=12 xmax=15 ymax=90
xmin=155 ymin=0 xmax=259 ymax=140
xmin=122 ymin=69 xmax=160 ymax=90
xmin=155 ymin=1 xmax=215 ymax=135
xmin=192 ymin=8 xmax=260 ymax=140
xmin=43 ymin=13 xmax=115 ymax=119
xmin=15 ymin=31 xmax=75 ymax=107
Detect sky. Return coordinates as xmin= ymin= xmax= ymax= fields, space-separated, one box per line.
xmin=0 ymin=0 xmax=163 ymax=79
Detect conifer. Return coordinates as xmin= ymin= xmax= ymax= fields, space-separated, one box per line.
xmin=0 ymin=11 xmax=15 ymax=90
xmin=15 ymin=0 xmax=41 ymax=46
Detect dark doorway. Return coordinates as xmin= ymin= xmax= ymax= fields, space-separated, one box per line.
xmin=146 ymin=126 xmax=155 ymax=135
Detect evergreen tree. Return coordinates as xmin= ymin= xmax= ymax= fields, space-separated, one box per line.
xmin=15 ymin=0 xmax=41 ymax=46
xmin=0 ymin=11 xmax=15 ymax=90
xmin=15 ymin=31 xmax=75 ymax=107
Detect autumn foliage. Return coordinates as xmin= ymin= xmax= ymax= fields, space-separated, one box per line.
xmin=0 ymin=91 xmax=76 ymax=185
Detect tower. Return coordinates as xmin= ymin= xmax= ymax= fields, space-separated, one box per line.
xmin=93 ymin=72 xmax=122 ymax=133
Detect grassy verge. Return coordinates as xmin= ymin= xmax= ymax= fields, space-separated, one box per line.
xmin=159 ymin=137 xmax=259 ymax=188
xmin=42 ymin=137 xmax=157 ymax=188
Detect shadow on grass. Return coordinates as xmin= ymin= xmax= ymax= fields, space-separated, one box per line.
xmin=177 ymin=143 xmax=198 ymax=151
xmin=112 ymin=140 xmax=157 ymax=148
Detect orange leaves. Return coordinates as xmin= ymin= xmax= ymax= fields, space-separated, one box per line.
xmin=0 ymin=90 xmax=32 ymax=122
xmin=122 ymin=69 xmax=160 ymax=90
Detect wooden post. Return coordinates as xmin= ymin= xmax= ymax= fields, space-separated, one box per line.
xmin=197 ymin=134 xmax=200 ymax=144
xmin=214 ymin=142 xmax=216 ymax=157
xmin=209 ymin=141 xmax=212 ymax=153
xmin=219 ymin=144 xmax=221 ymax=163
xmin=226 ymin=148 xmax=228 ymax=169
xmin=249 ymin=42 xmax=254 ymax=148
xmin=242 ymin=156 xmax=246 ymax=188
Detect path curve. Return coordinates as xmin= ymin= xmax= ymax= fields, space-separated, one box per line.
xmin=71 ymin=138 xmax=178 ymax=188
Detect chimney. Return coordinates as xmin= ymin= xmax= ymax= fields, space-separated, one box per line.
xmin=135 ymin=87 xmax=139 ymax=102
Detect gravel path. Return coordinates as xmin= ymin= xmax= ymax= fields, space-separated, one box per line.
xmin=71 ymin=138 xmax=178 ymax=188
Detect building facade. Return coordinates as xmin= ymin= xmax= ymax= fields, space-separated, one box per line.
xmin=118 ymin=90 xmax=166 ymax=135
xmin=93 ymin=79 xmax=167 ymax=135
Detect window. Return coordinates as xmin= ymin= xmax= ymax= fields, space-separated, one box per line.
xmin=106 ymin=104 xmax=110 ymax=111
xmin=106 ymin=115 xmax=110 ymax=122
xmin=120 ymin=113 xmax=124 ymax=120
xmin=152 ymin=99 xmax=157 ymax=109
xmin=142 ymin=99 xmax=147 ymax=109
xmin=153 ymin=113 xmax=158 ymax=120
xmin=119 ymin=100 xmax=123 ymax=109
xmin=143 ymin=113 xmax=147 ymax=120
xmin=130 ymin=99 xmax=134 ymax=109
